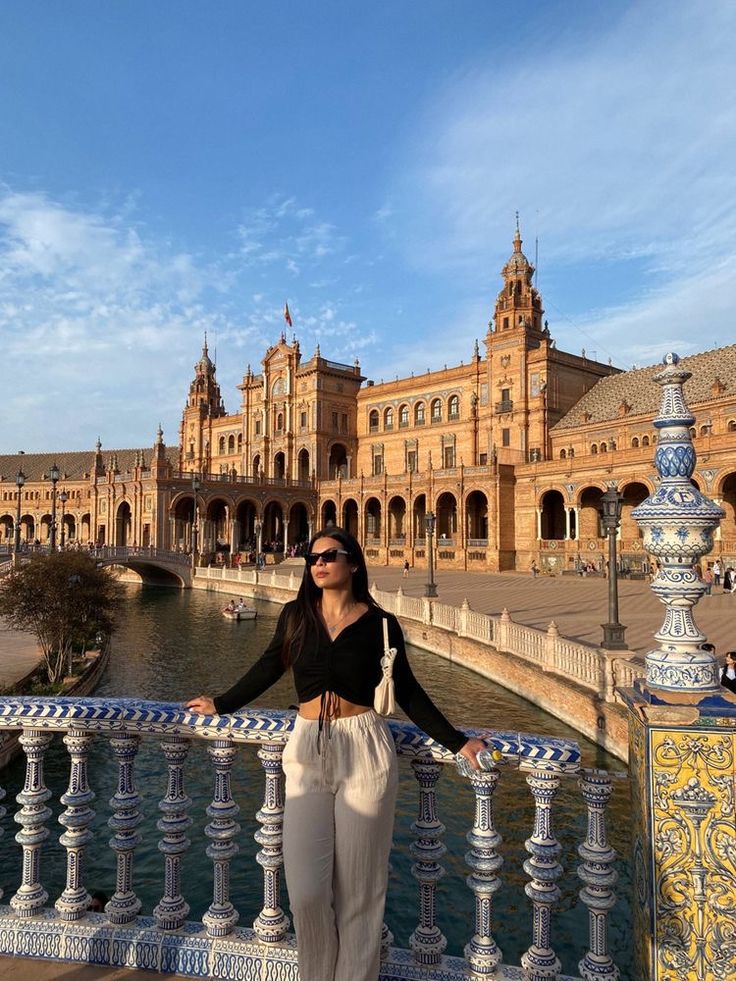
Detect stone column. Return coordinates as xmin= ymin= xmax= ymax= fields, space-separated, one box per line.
xmin=621 ymin=352 xmax=735 ymax=981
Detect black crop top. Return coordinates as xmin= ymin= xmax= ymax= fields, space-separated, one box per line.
xmin=213 ymin=602 xmax=468 ymax=754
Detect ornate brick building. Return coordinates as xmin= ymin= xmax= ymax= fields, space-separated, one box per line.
xmin=3 ymin=228 xmax=736 ymax=572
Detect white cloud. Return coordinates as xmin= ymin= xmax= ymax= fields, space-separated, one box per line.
xmin=388 ymin=0 xmax=736 ymax=362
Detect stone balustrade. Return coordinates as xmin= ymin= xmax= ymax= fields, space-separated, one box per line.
xmin=0 ymin=696 xmax=623 ymax=980
xmin=202 ymin=567 xmax=641 ymax=708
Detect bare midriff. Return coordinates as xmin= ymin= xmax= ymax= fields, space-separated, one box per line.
xmin=298 ymin=693 xmax=371 ymax=720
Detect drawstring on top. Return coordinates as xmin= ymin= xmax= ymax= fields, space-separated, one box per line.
xmin=317 ymin=690 xmax=340 ymax=755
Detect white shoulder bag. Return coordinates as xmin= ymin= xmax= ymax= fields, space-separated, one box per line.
xmin=373 ymin=616 xmax=398 ymax=716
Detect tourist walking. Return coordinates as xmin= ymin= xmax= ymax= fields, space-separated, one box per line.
xmin=186 ymin=528 xmax=484 ymax=981
xmin=724 ymin=567 xmax=734 ymax=593
xmin=713 ymin=559 xmax=722 ymax=588
xmin=402 ymin=558 xmax=410 ymax=578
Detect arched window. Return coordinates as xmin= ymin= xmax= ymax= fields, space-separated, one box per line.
xmin=689 ymin=427 xmax=696 ymax=439
xmin=700 ymin=425 xmax=710 ymax=436
xmin=642 ymin=435 xmax=650 ymax=447
xmin=228 ymin=435 xmax=235 ymax=453
xmin=237 ymin=433 xmax=242 ymax=451
xmin=729 ymin=419 xmax=736 ymax=432
xmin=414 ymin=402 xmax=425 ymax=425
xmin=272 ymin=377 xmax=285 ymax=396
xmin=369 ymin=409 xmax=379 ymax=433
xmin=277 ymin=412 xmax=284 ymax=431
xmin=631 ymin=437 xmax=640 ymax=448
xmin=399 ymin=404 xmax=409 ymax=428
xmin=448 ymin=395 xmax=460 ymax=420
xmin=560 ymin=449 xmax=567 ymax=460
xmin=218 ymin=436 xmax=226 ymax=455
xmin=431 ymin=398 xmax=442 ymax=423
xmin=600 ymin=442 xmax=607 ymax=453
xmin=591 ymin=444 xmax=598 ymax=455
xmin=384 ymin=407 xmax=394 ymax=430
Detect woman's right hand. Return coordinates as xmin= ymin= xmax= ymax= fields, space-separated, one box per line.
xmin=185 ymin=696 xmax=216 ymax=715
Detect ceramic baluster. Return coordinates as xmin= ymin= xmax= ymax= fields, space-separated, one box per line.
xmin=56 ymin=729 xmax=96 ymax=920
xmin=521 ymin=769 xmax=562 ymax=980
xmin=10 ymin=729 xmax=53 ymax=917
xmin=463 ymin=768 xmax=503 ymax=977
xmin=153 ymin=736 xmax=192 ymax=931
xmin=253 ymin=742 xmax=289 ymax=943
xmin=203 ymin=738 xmax=240 ymax=937
xmin=409 ymin=757 xmax=447 ymax=964
xmin=107 ymin=733 xmax=143 ymax=923
xmin=578 ymin=770 xmax=619 ymax=980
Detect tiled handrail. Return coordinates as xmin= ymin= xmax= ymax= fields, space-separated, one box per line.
xmin=0 ymin=697 xmax=620 ymax=980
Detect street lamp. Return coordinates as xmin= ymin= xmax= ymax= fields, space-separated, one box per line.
xmin=191 ymin=473 xmax=201 ymax=571
xmin=49 ymin=462 xmax=60 ymax=552
xmin=600 ymin=482 xmax=627 ymax=650
xmin=254 ymin=517 xmax=263 ymax=569
xmin=59 ymin=490 xmax=69 ymax=549
xmin=14 ymin=470 xmax=25 ymax=565
xmin=424 ymin=510 xmax=438 ymax=598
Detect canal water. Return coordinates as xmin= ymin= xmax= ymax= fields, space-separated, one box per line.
xmin=0 ymin=587 xmax=633 ymax=978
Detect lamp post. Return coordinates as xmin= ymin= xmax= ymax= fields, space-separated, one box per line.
xmin=424 ymin=510 xmax=438 ymax=598
xmin=254 ymin=517 xmax=263 ymax=569
xmin=191 ymin=473 xmax=201 ymax=572
xmin=600 ymin=482 xmax=627 ymax=650
xmin=59 ymin=490 xmax=69 ymax=549
xmin=14 ymin=470 xmax=25 ymax=567
xmin=49 ymin=462 xmax=60 ymax=552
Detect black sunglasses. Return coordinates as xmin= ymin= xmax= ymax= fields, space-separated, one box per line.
xmin=305 ymin=548 xmax=351 ymax=567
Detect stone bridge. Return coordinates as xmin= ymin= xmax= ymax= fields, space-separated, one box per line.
xmin=93 ymin=546 xmax=193 ymax=587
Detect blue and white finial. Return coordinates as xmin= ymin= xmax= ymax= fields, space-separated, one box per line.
xmin=633 ymin=353 xmax=724 ymax=692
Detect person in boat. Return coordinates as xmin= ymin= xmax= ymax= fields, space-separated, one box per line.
xmin=236 ymin=597 xmax=246 ymax=611
xmin=224 ymin=600 xmax=236 ymax=613
xmin=186 ymin=527 xmax=484 ymax=981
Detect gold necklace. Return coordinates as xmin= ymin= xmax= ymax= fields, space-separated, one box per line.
xmin=323 ymin=603 xmax=356 ymax=634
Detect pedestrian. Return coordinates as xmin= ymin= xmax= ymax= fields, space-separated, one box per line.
xmin=724 ymin=567 xmax=734 ymax=593
xmin=713 ymin=559 xmax=722 ymax=588
xmin=530 ymin=560 xmax=539 ymax=578
xmin=402 ymin=559 xmax=410 ymax=578
xmin=703 ymin=566 xmax=713 ymax=595
xmin=721 ymin=651 xmax=736 ymax=694
xmin=185 ymin=527 xmax=485 ymax=981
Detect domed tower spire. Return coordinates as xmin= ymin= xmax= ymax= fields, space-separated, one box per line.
xmin=491 ymin=217 xmax=545 ymax=340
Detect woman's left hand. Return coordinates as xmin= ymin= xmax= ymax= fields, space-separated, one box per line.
xmin=458 ymin=737 xmax=487 ymax=771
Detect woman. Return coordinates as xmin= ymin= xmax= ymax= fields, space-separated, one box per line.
xmin=721 ymin=651 xmax=736 ymax=694
xmin=186 ymin=528 xmax=484 ymax=981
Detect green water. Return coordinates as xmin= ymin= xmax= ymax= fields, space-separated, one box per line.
xmin=0 ymin=586 xmax=633 ymax=977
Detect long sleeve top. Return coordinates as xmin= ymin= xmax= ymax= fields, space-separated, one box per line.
xmin=213 ymin=601 xmax=468 ymax=753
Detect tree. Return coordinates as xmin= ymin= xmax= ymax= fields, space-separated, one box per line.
xmin=0 ymin=553 xmax=124 ymax=685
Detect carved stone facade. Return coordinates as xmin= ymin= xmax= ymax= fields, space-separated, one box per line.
xmin=2 ymin=227 xmax=736 ymax=571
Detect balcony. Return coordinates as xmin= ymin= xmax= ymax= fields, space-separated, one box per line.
xmin=495 ymin=399 xmax=514 ymax=414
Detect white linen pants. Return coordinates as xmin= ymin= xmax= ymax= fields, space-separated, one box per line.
xmin=282 ymin=710 xmax=399 ymax=981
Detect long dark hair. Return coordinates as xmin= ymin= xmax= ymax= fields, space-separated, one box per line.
xmin=281 ymin=527 xmax=378 ymax=666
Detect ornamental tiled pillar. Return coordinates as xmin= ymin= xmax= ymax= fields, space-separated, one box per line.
xmin=620 ymin=353 xmax=736 ymax=981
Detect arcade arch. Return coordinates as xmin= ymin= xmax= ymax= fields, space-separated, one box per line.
xmin=466 ymin=490 xmax=488 ymax=542
xmin=364 ymin=497 xmax=382 ymax=541
xmin=342 ymin=499 xmax=358 ymax=538
xmin=387 ymin=496 xmax=406 ymax=541
xmin=116 ymin=501 xmax=132 ymax=547
xmin=620 ymin=482 xmax=649 ymax=539
xmin=328 ymin=443 xmax=348 ymax=480
xmin=321 ymin=500 xmax=337 ymax=528
xmin=297 ymin=449 xmax=310 ymax=482
xmin=540 ymin=490 xmax=565 ymax=540
xmin=436 ymin=492 xmax=457 ymax=540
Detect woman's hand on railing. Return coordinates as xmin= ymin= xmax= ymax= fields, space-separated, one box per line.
xmin=184 ymin=696 xmax=217 ymax=715
xmin=457 ymin=737 xmax=489 ymax=771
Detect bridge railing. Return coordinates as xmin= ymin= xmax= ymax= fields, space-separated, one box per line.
xmin=95 ymin=546 xmax=192 ymax=567
xmin=0 ymin=697 xmax=621 ymax=980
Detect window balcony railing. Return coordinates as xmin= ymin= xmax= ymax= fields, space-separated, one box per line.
xmin=0 ymin=696 xmax=622 ymax=980
xmin=495 ymin=400 xmax=514 ymax=414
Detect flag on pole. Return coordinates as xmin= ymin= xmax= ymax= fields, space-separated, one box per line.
xmin=284 ymin=302 xmax=293 ymax=328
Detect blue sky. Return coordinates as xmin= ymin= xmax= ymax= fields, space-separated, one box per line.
xmin=2 ymin=0 xmax=735 ymax=453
